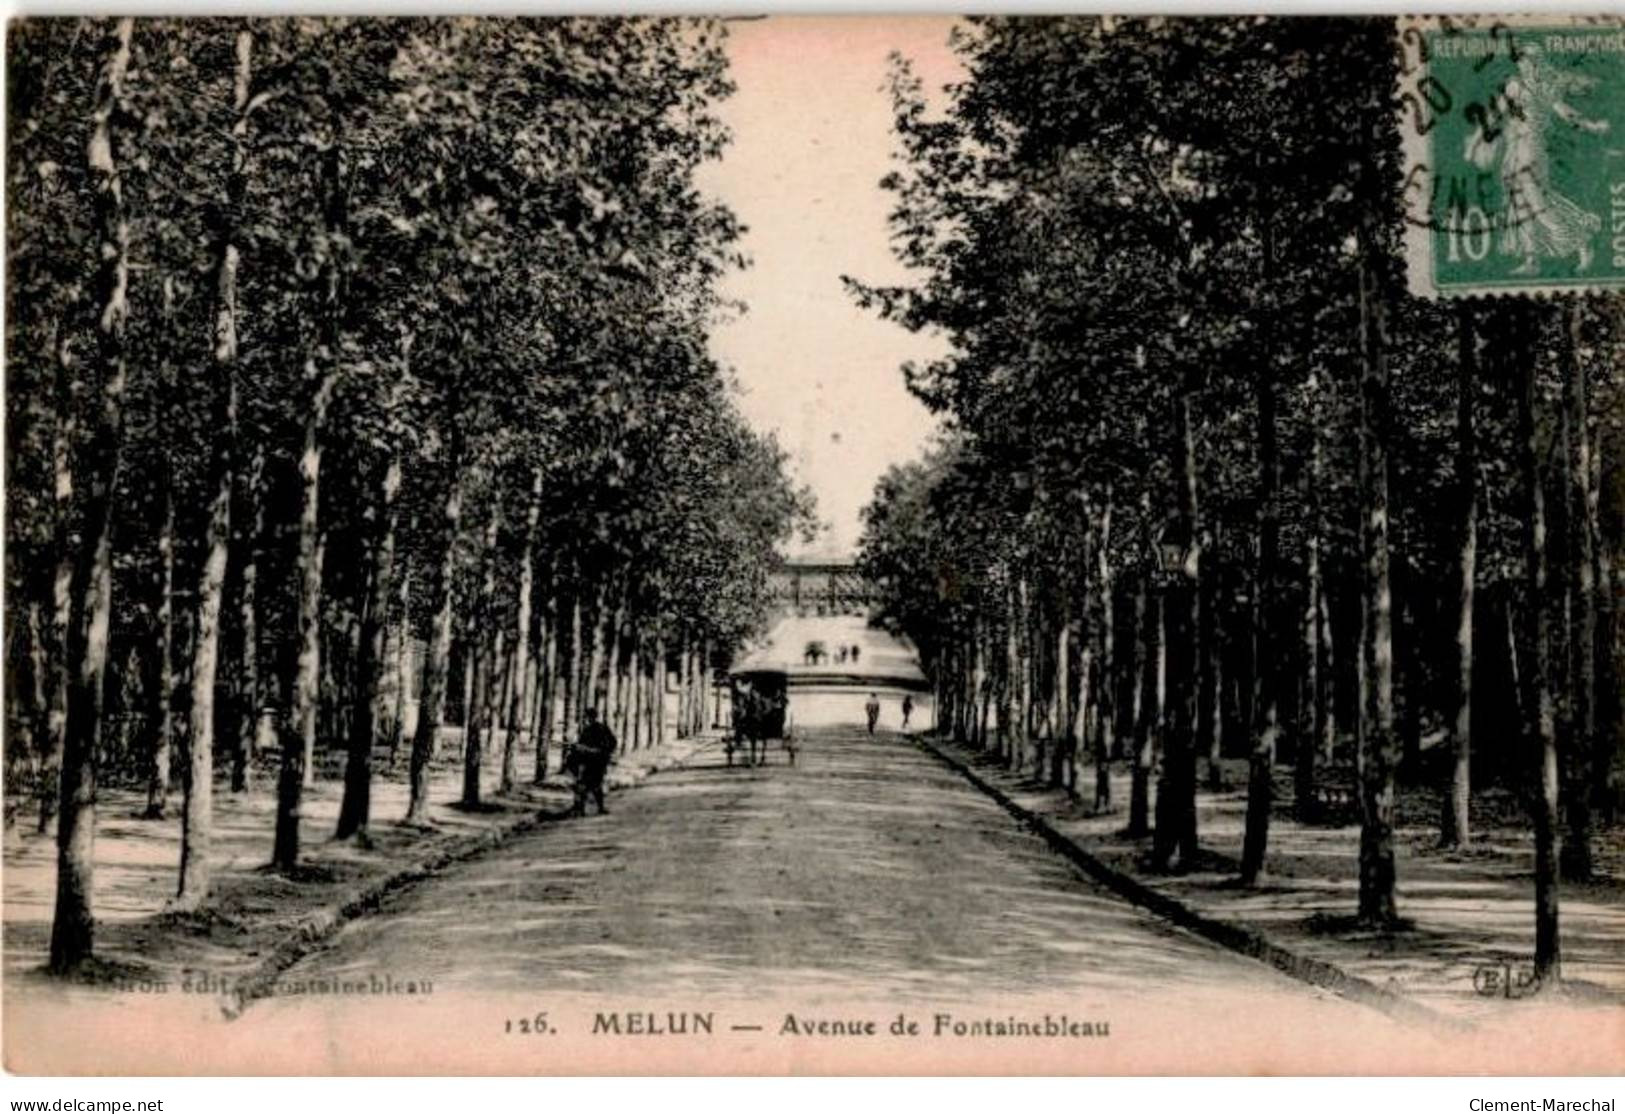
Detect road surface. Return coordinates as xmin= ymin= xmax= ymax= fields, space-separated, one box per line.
xmin=258 ymin=727 xmax=1371 ymax=1014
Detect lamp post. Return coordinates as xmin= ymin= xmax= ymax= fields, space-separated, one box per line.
xmin=1156 ymin=518 xmax=1194 ymax=582
xmin=1152 ymin=513 xmax=1198 ymax=871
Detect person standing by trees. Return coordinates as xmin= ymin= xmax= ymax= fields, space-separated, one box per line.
xmin=866 ymin=693 xmax=881 ymax=735
xmin=567 ymin=706 xmax=617 ymax=818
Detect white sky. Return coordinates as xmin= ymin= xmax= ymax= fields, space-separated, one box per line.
xmin=699 ymin=15 xmax=964 ymax=559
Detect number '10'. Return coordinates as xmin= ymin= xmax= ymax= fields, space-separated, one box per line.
xmin=1445 ymin=205 xmax=1492 ymax=262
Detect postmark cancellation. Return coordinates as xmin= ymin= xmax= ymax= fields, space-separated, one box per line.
xmin=1398 ymin=14 xmax=1625 ymax=299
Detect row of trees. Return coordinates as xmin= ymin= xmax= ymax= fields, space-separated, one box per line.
xmin=6 ymin=17 xmax=812 ymax=973
xmin=855 ymin=17 xmax=1621 ymax=982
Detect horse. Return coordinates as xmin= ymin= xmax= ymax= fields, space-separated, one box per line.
xmin=730 ymin=684 xmax=769 ymax=767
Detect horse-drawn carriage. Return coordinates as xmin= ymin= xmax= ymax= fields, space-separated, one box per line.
xmin=727 ymin=669 xmax=796 ymax=767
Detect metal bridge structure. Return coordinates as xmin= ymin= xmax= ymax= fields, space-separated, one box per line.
xmin=733 ymin=555 xmax=931 ymax=730
xmin=768 ymin=557 xmax=878 ymax=618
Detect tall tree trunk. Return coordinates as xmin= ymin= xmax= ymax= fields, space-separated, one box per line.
xmin=50 ymin=17 xmax=133 ymax=972
xmin=233 ymin=444 xmax=264 ymax=791
xmin=648 ymin=642 xmax=660 ymax=746
xmin=336 ymin=452 xmax=399 ymax=840
xmin=530 ymin=618 xmax=551 ymax=778
xmin=1000 ymin=579 xmax=1017 ymax=763
xmin=496 ymin=631 xmax=514 ymax=733
xmin=176 ymin=31 xmax=251 ymax=906
xmin=144 ymin=279 xmax=182 ymax=822
xmin=1076 ymin=598 xmax=1095 ymax=794
xmin=1095 ymin=486 xmax=1116 ymax=810
xmin=623 ymin=644 xmax=638 ymax=750
xmin=272 ymin=109 xmax=346 ymax=869
xmin=1129 ymin=585 xmax=1160 ymax=839
xmin=558 ymin=589 xmax=581 ymax=747
xmin=1041 ymin=604 xmax=1055 ymax=744
xmin=642 ymin=648 xmax=655 ymax=749
xmin=147 ymin=411 xmax=176 ymax=820
xmin=536 ymin=593 xmax=560 ymax=782
xmin=699 ymin=639 xmax=713 ymax=730
xmin=1504 ymin=592 xmax=1523 ymax=731
xmin=177 ymin=400 xmax=231 ymax=906
xmin=1128 ymin=556 xmax=1148 ymax=756
xmin=1513 ymin=309 xmax=1561 ymax=981
xmin=1300 ymin=524 xmax=1322 ymax=821
xmin=1590 ymin=309 xmax=1619 ymax=824
xmin=627 ymin=638 xmax=643 ymax=750
xmin=272 ymin=369 xmax=335 ymax=869
xmin=1016 ymin=575 xmax=1032 ymax=770
xmin=1561 ymin=304 xmax=1596 ymax=881
xmin=1154 ymin=376 xmax=1203 ymax=871
xmin=684 ymin=642 xmax=696 ymax=736
xmin=41 ymin=321 xmax=79 ymax=833
xmin=1355 ymin=216 xmax=1399 ymax=927
xmin=457 ymin=634 xmax=474 ymax=729
xmin=406 ymin=453 xmax=463 ymax=827
xmin=1318 ymin=561 xmax=1337 ymax=765
xmin=461 ymin=512 xmax=502 ymax=809
xmin=674 ymin=636 xmax=689 ymax=740
xmin=388 ymin=566 xmax=412 ymax=767
xmin=1298 ymin=372 xmax=1328 ymax=818
xmin=523 ymin=647 xmax=542 ymax=750
xmin=1206 ymin=530 xmax=1225 ymax=791
xmin=1052 ymin=604 xmax=1070 ymax=788
xmin=653 ymin=636 xmax=666 ymax=747
xmin=584 ymin=580 xmax=607 ymax=720
xmin=693 ymin=641 xmax=706 ymax=735
xmin=501 ymin=470 xmax=542 ymax=793
xmin=603 ymin=585 xmax=627 ymax=741
xmin=1242 ymin=301 xmax=1282 ymax=885
xmin=974 ymin=629 xmax=987 ymax=746
xmin=24 ymin=598 xmax=48 ymax=786
xmin=1442 ymin=307 xmax=1478 ymax=848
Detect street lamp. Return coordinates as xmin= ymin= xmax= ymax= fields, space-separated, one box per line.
xmin=1156 ymin=517 xmax=1194 ymax=579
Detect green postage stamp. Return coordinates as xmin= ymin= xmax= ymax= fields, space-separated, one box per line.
xmin=1399 ymin=15 xmax=1625 ymax=299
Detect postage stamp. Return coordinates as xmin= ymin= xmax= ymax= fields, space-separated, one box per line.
xmin=1398 ymin=14 xmax=1625 ymax=299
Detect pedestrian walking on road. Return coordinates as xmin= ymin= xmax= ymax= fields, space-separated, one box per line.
xmin=901 ymin=695 xmax=913 ymax=730
xmin=865 ymin=693 xmax=881 ymax=735
xmin=567 ymin=706 xmax=618 ymax=817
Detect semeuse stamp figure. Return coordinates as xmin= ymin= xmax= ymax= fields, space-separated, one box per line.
xmin=1399 ymin=15 xmax=1625 ymax=298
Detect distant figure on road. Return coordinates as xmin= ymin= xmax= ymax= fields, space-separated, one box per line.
xmin=901 ymin=695 xmax=913 ymax=729
xmin=865 ymin=693 xmax=881 ymax=735
xmin=567 ymin=706 xmax=617 ymax=817
xmin=837 ymin=646 xmax=849 ymax=664
xmin=850 ymin=645 xmax=861 ymax=664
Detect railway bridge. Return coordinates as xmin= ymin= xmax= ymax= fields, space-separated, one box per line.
xmin=734 ymin=555 xmax=931 ymax=730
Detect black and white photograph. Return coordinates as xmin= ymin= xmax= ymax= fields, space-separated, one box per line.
xmin=3 ymin=11 xmax=1624 ymax=1079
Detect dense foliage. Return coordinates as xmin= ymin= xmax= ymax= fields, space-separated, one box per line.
xmin=855 ymin=16 xmax=1621 ymax=976
xmin=6 ymin=17 xmax=813 ymax=969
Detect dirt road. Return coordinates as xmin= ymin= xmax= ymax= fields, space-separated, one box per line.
xmin=259 ymin=727 xmax=1371 ymax=1013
